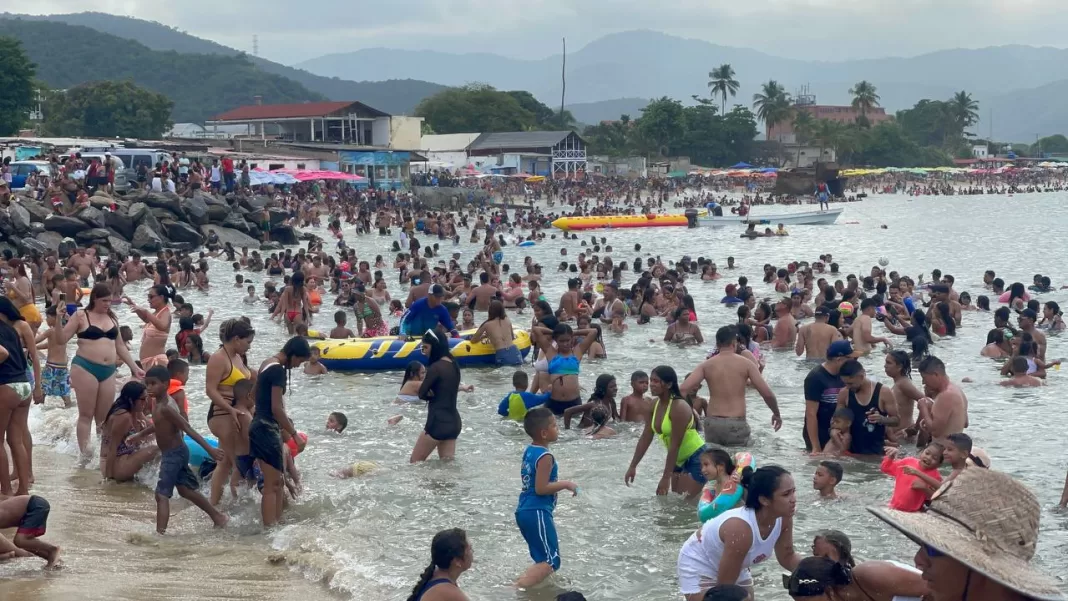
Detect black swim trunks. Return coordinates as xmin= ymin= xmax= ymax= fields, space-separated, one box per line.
xmin=248 ymin=417 xmax=284 ymax=472
xmin=156 ymin=445 xmax=198 ymax=498
xmin=545 ymin=398 xmax=581 ymax=416
xmin=17 ymin=495 xmax=49 ymax=537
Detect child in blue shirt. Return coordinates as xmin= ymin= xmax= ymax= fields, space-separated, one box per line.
xmin=498 ymin=371 xmax=551 ymax=420
xmin=515 ymin=407 xmax=577 ymax=588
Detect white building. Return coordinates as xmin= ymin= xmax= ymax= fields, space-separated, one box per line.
xmin=972 ymin=144 xmax=989 ymax=159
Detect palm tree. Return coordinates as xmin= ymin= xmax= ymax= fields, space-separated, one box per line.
xmin=752 ymin=80 xmax=792 ymax=141
xmin=848 ymin=80 xmax=880 ymax=126
xmin=708 ymin=64 xmax=740 ymax=115
xmin=948 ymin=90 xmax=980 ymax=134
xmin=812 ymin=119 xmax=845 ymax=163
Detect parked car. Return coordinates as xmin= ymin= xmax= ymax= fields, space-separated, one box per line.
xmin=9 ymin=161 xmax=52 ymax=190
xmin=107 ymin=149 xmax=174 ymax=190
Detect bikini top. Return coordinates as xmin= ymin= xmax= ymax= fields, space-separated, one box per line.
xmin=78 ymin=310 xmax=119 ymax=340
xmin=220 ymin=348 xmax=250 ymax=387
xmin=547 ymin=354 xmax=580 ymax=376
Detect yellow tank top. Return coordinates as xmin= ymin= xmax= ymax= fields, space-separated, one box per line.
xmin=652 ymin=395 xmax=705 ymax=467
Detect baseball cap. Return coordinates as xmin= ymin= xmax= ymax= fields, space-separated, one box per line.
xmin=815 ymin=306 xmax=829 ymax=317
xmin=430 ymin=284 xmax=446 ymax=297
xmin=1020 ymin=308 xmax=1038 ymax=320
xmin=827 ymin=340 xmax=855 ymax=359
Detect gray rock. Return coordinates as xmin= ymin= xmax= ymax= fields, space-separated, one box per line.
xmin=104 ymin=211 xmax=135 ymax=240
xmin=35 ymin=231 xmax=64 ymax=250
xmin=17 ymin=237 xmax=52 ymax=256
xmin=29 ymin=223 xmax=45 ymax=235
xmin=9 ymin=203 xmax=31 ymax=234
xmin=260 ymin=241 xmax=283 ymax=251
xmin=0 ymin=242 xmax=17 ymax=258
xmin=222 ymin=212 xmax=251 ymax=234
xmin=268 ymin=207 xmax=289 ymax=227
xmin=199 ymin=225 xmax=259 ymax=250
xmin=243 ymin=195 xmax=272 ymax=211
xmin=107 ymin=235 xmax=131 ymax=257
xmin=182 ymin=195 xmax=209 ymax=225
xmin=58 ymin=238 xmax=77 ymax=257
xmin=166 ymin=241 xmax=196 ymax=252
xmin=151 ymin=208 xmax=174 ymax=222
xmin=19 ymin=200 xmax=52 ymax=224
xmin=76 ymin=228 xmax=111 ymax=242
xmin=206 ymin=204 xmax=230 ymax=223
xmin=269 ymin=225 xmax=299 ymax=246
xmin=162 ymin=221 xmax=204 ymax=245
xmin=132 ymin=223 xmax=163 ymax=251
xmin=128 ymin=202 xmax=150 ymax=224
xmin=43 ymin=215 xmax=86 ymax=237
xmin=142 ymin=192 xmax=183 ymax=217
xmin=75 ymin=206 xmax=106 ymax=228
xmin=194 ymin=191 xmax=228 ymax=206
xmin=89 ymin=194 xmax=120 ymax=210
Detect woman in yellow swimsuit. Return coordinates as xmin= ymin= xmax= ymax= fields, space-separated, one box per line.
xmin=6 ymin=259 xmax=41 ymax=332
xmin=205 ymin=319 xmax=254 ymax=505
xmin=625 ymin=365 xmax=707 ymax=498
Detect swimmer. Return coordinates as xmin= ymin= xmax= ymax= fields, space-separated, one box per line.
xmin=812 ymin=461 xmax=843 ymax=500
xmin=584 ymin=406 xmax=616 ymax=439
xmin=396 ymin=361 xmax=425 ymax=403
xmin=619 ymin=370 xmax=651 ymax=423
xmin=330 ymin=461 xmax=378 ymax=479
xmin=303 ymin=347 xmax=328 ymax=375
xmin=822 ymin=408 xmax=853 ymax=457
xmin=326 ymin=411 xmax=348 ymax=433
xmin=999 ymin=356 xmax=1043 ymax=387
xmin=696 ymin=449 xmax=749 ymax=523
xmin=882 ymin=443 xmax=944 ymax=512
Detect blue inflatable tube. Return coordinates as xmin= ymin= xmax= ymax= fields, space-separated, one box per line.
xmin=518 ymin=240 xmax=536 ymax=247
xmin=184 ymin=434 xmax=219 ymax=467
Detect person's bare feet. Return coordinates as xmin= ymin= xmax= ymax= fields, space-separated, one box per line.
xmin=213 ymin=513 xmax=230 ymax=529
xmin=44 ymin=547 xmax=61 ymax=569
xmin=0 ymin=550 xmax=16 ymax=562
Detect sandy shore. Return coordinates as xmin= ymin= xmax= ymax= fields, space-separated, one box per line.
xmin=0 ymin=448 xmax=331 ymax=601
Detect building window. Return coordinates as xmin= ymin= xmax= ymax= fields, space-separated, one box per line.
xmin=269 ymin=163 xmax=284 ymax=171
xmin=296 ymin=163 xmax=306 ymax=170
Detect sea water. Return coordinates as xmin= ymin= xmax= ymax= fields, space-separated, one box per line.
xmin=3 ymin=194 xmax=1067 ymax=600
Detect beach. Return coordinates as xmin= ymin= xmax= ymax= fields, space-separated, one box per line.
xmin=2 ymin=192 xmax=1067 ymax=600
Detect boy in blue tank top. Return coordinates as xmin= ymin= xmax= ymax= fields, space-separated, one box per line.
xmin=515 ymin=407 xmax=578 ymax=588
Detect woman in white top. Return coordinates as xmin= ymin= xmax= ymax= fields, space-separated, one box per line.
xmin=785 ymin=555 xmax=926 ymax=601
xmin=677 ymin=465 xmax=801 ymax=600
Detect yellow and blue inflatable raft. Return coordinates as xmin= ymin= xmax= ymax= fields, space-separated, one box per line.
xmin=313 ymin=330 xmax=532 ymax=371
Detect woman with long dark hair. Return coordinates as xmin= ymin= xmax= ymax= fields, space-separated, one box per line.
xmin=101 ymin=381 xmax=159 ymax=482
xmin=62 ymin=283 xmax=143 ymax=459
xmin=252 ymin=336 xmax=310 ymax=526
xmin=124 ymin=284 xmax=172 ymax=368
xmin=625 ymin=365 xmax=707 ymax=498
xmin=406 ymin=528 xmax=472 ymax=601
xmin=884 ymin=350 xmax=923 ymax=437
xmin=410 ymin=330 xmax=462 ymax=462
xmin=677 ymin=466 xmax=800 ymax=600
xmin=0 ymin=297 xmax=42 ymax=496
xmin=563 ymin=373 xmax=619 ymax=429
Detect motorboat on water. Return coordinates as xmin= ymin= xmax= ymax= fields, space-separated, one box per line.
xmin=698 ymin=207 xmax=843 ymax=227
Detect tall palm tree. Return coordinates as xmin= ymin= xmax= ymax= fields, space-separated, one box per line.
xmin=812 ymin=119 xmax=845 ymax=163
xmin=752 ymin=80 xmax=791 ymax=141
xmin=848 ymin=80 xmax=880 ymax=126
xmin=708 ymin=64 xmax=740 ymax=115
xmin=792 ymin=110 xmax=815 ymax=166
xmin=948 ymin=90 xmax=980 ymax=134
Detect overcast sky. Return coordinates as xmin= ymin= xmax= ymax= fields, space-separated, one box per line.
xmin=15 ymin=1 xmax=1068 ymax=64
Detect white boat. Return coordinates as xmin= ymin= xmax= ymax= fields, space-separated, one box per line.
xmin=699 ymin=207 xmax=843 ymax=227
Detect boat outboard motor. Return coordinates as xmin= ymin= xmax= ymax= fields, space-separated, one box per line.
xmin=685 ymin=207 xmax=699 ymax=228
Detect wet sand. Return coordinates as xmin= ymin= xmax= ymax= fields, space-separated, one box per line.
xmin=0 ymin=448 xmax=334 ymax=601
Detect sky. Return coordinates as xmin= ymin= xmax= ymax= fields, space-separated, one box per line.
xmin=10 ymin=0 xmax=1068 ymax=64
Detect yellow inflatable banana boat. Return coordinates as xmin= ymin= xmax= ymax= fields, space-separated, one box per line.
xmin=313 ymin=329 xmax=532 ymax=371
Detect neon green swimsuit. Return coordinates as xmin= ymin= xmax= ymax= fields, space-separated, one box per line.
xmin=651 ymin=395 xmax=705 ymax=467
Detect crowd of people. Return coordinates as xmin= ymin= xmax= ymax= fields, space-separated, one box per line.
xmin=0 ymin=173 xmax=1063 ymax=601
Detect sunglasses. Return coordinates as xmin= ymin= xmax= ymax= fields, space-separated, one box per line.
xmin=924 ymin=544 xmax=945 ymax=558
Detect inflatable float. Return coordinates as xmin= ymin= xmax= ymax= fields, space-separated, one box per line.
xmin=314 ymin=329 xmax=532 ymax=371
xmin=518 ymin=240 xmax=536 ymax=247
xmin=551 ymin=214 xmax=689 ymax=231
xmin=184 ymin=434 xmax=219 ymax=468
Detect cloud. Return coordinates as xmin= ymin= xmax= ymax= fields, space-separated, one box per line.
xmin=11 ymin=0 xmax=1068 ymax=64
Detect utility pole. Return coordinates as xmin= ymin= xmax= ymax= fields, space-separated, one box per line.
xmin=253 ymin=34 xmax=259 ymax=57
xmin=560 ymin=38 xmax=566 ymax=123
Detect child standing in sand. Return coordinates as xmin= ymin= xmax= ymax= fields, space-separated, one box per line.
xmin=0 ymin=494 xmax=60 ymax=567
xmin=144 ymin=366 xmax=227 ymax=534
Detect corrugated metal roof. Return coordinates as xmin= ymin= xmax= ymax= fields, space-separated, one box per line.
xmin=421 ymin=133 xmax=480 ymax=152
xmin=212 ymin=101 xmax=389 ymax=122
xmin=468 ymin=131 xmax=581 ymax=151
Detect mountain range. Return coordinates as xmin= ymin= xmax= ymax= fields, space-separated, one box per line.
xmin=2 ymin=13 xmax=1067 ymax=141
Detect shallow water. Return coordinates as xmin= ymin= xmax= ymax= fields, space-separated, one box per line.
xmin=4 ymin=193 xmax=1068 ymax=600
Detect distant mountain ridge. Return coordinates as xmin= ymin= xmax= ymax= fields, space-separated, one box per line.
xmin=295 ymin=30 xmax=1068 ymax=140
xmin=1 ymin=12 xmax=448 ymax=116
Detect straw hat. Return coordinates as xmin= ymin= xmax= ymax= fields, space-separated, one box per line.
xmin=868 ymin=468 xmax=1064 ymax=600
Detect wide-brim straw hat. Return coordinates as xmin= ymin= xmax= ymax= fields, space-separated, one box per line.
xmin=868 ymin=468 xmax=1064 ymax=600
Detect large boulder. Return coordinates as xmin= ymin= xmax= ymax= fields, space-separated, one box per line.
xmin=132 ymin=223 xmax=163 ymax=251
xmin=75 ymin=228 xmax=111 ymax=242
xmin=75 ymin=206 xmax=106 ymax=228
xmin=162 ymin=220 xmax=204 ymax=245
xmin=151 ymin=208 xmax=174 ymax=222
xmin=9 ymin=203 xmax=31 ymax=235
xmin=222 ymin=212 xmax=252 ymax=234
xmin=206 ymin=204 xmax=230 ymax=223
xmin=19 ymin=200 xmax=52 ymax=224
xmin=107 ymin=235 xmax=131 ymax=257
xmin=35 ymin=231 xmax=64 ymax=250
xmin=166 ymin=241 xmax=197 ymax=252
xmin=259 ymin=241 xmax=283 ymax=251
xmin=17 ymin=237 xmax=52 ymax=256
xmin=200 ymin=225 xmax=259 ymax=250
xmin=182 ymin=195 xmax=209 ymax=225
xmin=43 ymin=215 xmax=86 ymax=237
xmin=128 ymin=202 xmax=151 ymax=224
xmin=142 ymin=191 xmax=183 ymax=216
xmin=104 ymin=211 xmax=136 ymax=240
xmin=267 ymin=207 xmax=289 ymax=227
xmin=242 ymin=195 xmax=272 ymax=211
xmin=269 ymin=225 xmax=299 ymax=246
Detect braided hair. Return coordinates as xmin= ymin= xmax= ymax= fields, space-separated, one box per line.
xmin=406 ymin=528 xmax=468 ymax=601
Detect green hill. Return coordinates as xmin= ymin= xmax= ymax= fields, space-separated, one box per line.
xmin=4 ymin=12 xmax=449 ymax=115
xmin=0 ymin=18 xmax=325 ymax=123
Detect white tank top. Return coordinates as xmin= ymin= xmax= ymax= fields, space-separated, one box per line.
xmin=679 ymin=506 xmax=782 ymax=583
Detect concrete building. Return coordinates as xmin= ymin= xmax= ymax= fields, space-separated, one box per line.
xmin=466 ymin=131 xmax=587 ymax=178
xmin=419 ymin=133 xmax=481 ymax=170
xmin=971 ymin=144 xmax=989 ymax=159
xmin=206 ymin=100 xmax=422 ymax=148
xmin=782 ymin=145 xmax=837 ymax=169
xmin=766 ymin=104 xmax=891 ymax=144
xmin=587 ymin=155 xmax=647 ymax=178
